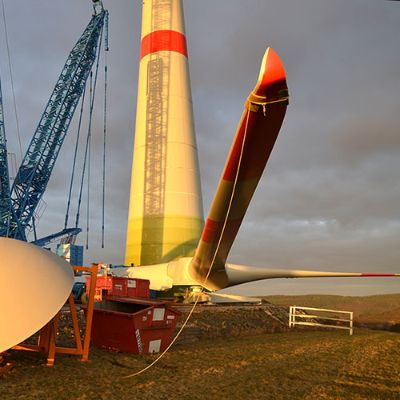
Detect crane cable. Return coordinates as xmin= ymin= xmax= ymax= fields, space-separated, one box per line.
xmin=75 ymin=74 xmax=91 ymax=232
xmin=101 ymin=10 xmax=109 ymax=247
xmin=85 ymin=74 xmax=92 ymax=250
xmin=64 ymin=84 xmax=87 ymax=230
xmin=101 ymin=53 xmax=108 ymax=248
xmin=75 ymin=26 xmax=104 ymax=248
xmin=123 ymin=108 xmax=253 ymax=379
xmin=0 ymin=0 xmax=22 ymax=160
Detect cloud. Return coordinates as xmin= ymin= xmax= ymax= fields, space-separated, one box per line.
xmin=1 ymin=0 xmax=399 ymax=295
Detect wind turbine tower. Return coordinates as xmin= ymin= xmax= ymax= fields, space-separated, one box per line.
xmin=125 ymin=0 xmax=204 ymax=266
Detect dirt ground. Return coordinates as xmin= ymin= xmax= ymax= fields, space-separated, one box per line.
xmin=1 ymin=318 xmax=400 ymax=399
xmin=174 ymin=303 xmax=292 ymax=344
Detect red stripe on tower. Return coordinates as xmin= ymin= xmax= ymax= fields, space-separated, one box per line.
xmin=140 ymin=30 xmax=188 ymax=59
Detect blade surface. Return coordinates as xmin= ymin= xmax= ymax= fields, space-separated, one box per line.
xmin=0 ymin=238 xmax=74 ymax=352
xmin=225 ymin=263 xmax=400 ymax=287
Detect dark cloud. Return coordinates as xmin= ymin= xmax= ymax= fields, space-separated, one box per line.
xmin=331 ymin=118 xmax=400 ymax=165
xmin=1 ymin=0 xmax=399 ymax=295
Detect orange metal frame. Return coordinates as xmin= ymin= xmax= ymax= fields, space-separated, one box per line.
xmin=13 ymin=264 xmax=98 ymax=366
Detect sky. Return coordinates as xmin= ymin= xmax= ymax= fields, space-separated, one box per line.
xmin=0 ymin=0 xmax=399 ymax=295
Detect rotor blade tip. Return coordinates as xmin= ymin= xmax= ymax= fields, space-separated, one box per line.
xmin=255 ymin=47 xmax=287 ymax=97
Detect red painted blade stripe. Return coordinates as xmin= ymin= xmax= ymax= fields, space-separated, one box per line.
xmin=201 ymin=218 xmax=243 ymax=245
xmin=201 ymin=219 xmax=221 ymax=243
xmin=140 ymin=30 xmax=188 ymax=59
xmin=361 ymin=273 xmax=396 ymax=277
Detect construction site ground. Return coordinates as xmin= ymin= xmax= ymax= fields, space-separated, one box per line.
xmin=1 ymin=298 xmax=400 ymax=399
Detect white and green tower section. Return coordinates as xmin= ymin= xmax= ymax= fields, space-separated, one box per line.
xmin=125 ymin=0 xmax=204 ymax=266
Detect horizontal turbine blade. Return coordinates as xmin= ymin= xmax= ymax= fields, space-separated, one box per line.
xmin=224 ymin=263 xmax=400 ymax=289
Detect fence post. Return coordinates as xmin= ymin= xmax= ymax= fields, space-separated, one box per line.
xmin=293 ymin=306 xmax=296 ymax=328
xmin=350 ymin=312 xmax=353 ymax=336
xmin=289 ymin=306 xmax=296 ymax=328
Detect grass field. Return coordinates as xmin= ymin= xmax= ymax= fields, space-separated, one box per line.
xmin=1 ymin=329 xmax=400 ymax=400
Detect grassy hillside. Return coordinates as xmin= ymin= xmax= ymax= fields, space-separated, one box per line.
xmin=263 ymin=294 xmax=400 ymax=325
xmin=2 ymin=330 xmax=400 ymax=399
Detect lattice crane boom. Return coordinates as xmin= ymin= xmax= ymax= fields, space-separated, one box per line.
xmin=0 ymin=76 xmax=12 ymax=235
xmin=2 ymin=6 xmax=108 ymax=241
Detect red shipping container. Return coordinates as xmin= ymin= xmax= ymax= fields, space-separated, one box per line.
xmin=111 ymin=277 xmax=127 ymax=297
xmin=112 ymin=277 xmax=150 ymax=298
xmin=87 ymin=298 xmax=181 ymax=354
xmin=86 ymin=275 xmax=113 ymax=295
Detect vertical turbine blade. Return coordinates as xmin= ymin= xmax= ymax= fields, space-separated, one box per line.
xmin=190 ymin=48 xmax=289 ymax=290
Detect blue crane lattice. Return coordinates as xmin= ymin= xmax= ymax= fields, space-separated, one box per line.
xmin=0 ymin=76 xmax=12 ymax=235
xmin=0 ymin=7 xmax=108 ymax=241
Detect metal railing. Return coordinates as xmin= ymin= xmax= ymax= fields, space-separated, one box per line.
xmin=289 ymin=306 xmax=353 ymax=335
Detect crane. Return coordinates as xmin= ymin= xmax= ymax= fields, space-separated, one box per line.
xmin=0 ymin=75 xmax=12 ymax=236
xmin=0 ymin=1 xmax=108 ymax=246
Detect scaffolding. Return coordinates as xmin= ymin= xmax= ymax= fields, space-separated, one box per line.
xmin=142 ymin=0 xmax=172 ymax=262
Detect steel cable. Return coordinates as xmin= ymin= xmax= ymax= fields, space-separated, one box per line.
xmin=0 ymin=0 xmax=22 ymax=160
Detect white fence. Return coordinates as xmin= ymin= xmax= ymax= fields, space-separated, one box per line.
xmin=289 ymin=306 xmax=353 ymax=335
